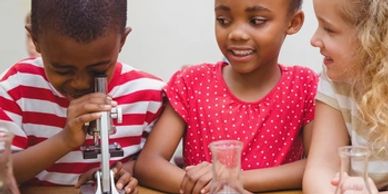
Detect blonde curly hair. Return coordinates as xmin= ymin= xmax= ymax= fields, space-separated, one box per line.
xmin=342 ymin=0 xmax=388 ymax=146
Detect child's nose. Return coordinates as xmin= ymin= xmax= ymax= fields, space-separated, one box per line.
xmin=228 ymin=27 xmax=249 ymax=42
xmin=310 ymin=31 xmax=323 ymax=48
xmin=70 ymin=74 xmax=92 ymax=91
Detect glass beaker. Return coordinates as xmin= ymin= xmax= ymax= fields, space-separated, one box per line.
xmin=209 ymin=140 xmax=243 ymax=194
xmin=0 ymin=129 xmax=20 ymax=194
xmin=336 ymin=146 xmax=371 ymax=194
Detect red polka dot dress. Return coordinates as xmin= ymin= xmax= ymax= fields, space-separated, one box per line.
xmin=165 ymin=61 xmax=318 ymax=170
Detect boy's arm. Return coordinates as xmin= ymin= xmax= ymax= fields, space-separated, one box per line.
xmin=12 ymin=132 xmax=75 ymax=183
xmin=303 ymin=101 xmax=349 ymax=194
xmin=11 ymin=93 xmax=113 ymax=183
xmin=135 ymin=104 xmax=186 ymax=193
xmin=1 ymin=110 xmax=73 ymax=184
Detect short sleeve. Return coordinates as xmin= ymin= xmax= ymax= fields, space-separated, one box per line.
xmin=0 ymin=70 xmax=28 ymax=151
xmin=301 ymin=67 xmax=319 ymax=126
xmin=0 ymin=105 xmax=27 ymax=151
xmin=164 ymin=69 xmax=191 ymax=123
xmin=316 ymin=67 xmax=341 ymax=110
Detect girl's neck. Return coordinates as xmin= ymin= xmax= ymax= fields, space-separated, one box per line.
xmin=222 ymin=63 xmax=281 ymax=102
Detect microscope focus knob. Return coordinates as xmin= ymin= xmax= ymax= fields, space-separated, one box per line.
xmin=111 ymin=107 xmax=123 ymax=124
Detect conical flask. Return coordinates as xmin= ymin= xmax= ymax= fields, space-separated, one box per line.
xmin=209 ymin=140 xmax=243 ymax=194
xmin=336 ymin=146 xmax=372 ymax=194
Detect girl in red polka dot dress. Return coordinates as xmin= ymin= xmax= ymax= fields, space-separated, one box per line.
xmin=135 ymin=0 xmax=318 ymax=193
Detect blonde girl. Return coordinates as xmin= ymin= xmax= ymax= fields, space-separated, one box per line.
xmin=303 ymin=0 xmax=388 ymax=193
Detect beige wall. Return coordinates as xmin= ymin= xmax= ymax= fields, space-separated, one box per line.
xmin=0 ymin=0 xmax=30 ymax=73
xmin=0 ymin=0 xmax=322 ymax=81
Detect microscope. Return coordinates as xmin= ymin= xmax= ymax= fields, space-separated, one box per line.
xmin=81 ymin=75 xmax=124 ymax=194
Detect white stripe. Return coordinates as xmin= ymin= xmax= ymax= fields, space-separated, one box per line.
xmin=24 ymin=124 xmax=146 ymax=139
xmin=147 ymin=101 xmax=163 ymax=114
xmin=140 ymin=138 xmax=146 ymax=149
xmin=113 ymin=125 xmax=144 ymax=137
xmin=121 ymin=101 xmax=162 ymax=114
xmin=22 ymin=123 xmax=62 ymax=137
xmin=1 ymin=72 xmax=50 ymax=91
xmin=0 ymin=85 xmax=14 ymax=101
xmin=18 ymin=98 xmax=66 ymax=117
xmin=36 ymin=170 xmax=79 ymax=185
xmin=110 ymin=78 xmax=164 ymax=97
xmin=56 ymin=144 xmax=141 ymax=163
xmin=3 ymin=111 xmax=22 ymax=127
xmin=0 ymin=119 xmax=27 ymax=151
xmin=0 ymin=119 xmax=24 ymax=137
xmin=120 ymin=63 xmax=137 ymax=73
xmin=23 ymin=58 xmax=43 ymax=66
xmin=144 ymin=120 xmax=156 ymax=133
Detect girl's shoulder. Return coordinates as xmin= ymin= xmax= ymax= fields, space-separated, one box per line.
xmin=172 ymin=61 xmax=225 ymax=80
xmin=278 ymin=65 xmax=319 ymax=92
xmin=280 ymin=65 xmax=319 ymax=84
xmin=281 ymin=65 xmax=318 ymax=78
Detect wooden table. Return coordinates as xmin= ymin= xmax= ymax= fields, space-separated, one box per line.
xmin=21 ymin=185 xmax=301 ymax=194
xmin=21 ymin=185 xmax=164 ymax=194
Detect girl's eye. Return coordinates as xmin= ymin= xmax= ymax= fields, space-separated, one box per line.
xmin=216 ymin=16 xmax=230 ymax=26
xmin=324 ymin=27 xmax=335 ymax=34
xmin=250 ymin=17 xmax=266 ymax=25
xmin=319 ymin=24 xmax=336 ymax=34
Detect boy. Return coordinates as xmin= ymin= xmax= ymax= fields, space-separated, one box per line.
xmin=0 ymin=0 xmax=164 ymax=193
xmin=135 ymin=0 xmax=317 ymax=193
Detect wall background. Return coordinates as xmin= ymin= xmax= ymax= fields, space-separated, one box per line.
xmin=0 ymin=0 xmax=322 ymax=81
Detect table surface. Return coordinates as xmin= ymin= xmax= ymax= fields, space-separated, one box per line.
xmin=20 ymin=185 xmax=302 ymax=194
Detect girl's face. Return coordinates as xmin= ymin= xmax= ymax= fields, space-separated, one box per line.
xmin=215 ymin=0 xmax=302 ymax=74
xmin=311 ymin=0 xmax=360 ymax=81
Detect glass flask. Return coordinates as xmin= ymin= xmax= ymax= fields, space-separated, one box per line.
xmin=0 ymin=129 xmax=20 ymax=194
xmin=209 ymin=140 xmax=243 ymax=194
xmin=337 ymin=146 xmax=371 ymax=194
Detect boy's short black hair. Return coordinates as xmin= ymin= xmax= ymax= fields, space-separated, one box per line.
xmin=290 ymin=0 xmax=303 ymax=12
xmin=31 ymin=0 xmax=127 ymax=43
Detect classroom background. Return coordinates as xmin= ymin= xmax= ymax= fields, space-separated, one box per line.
xmin=0 ymin=0 xmax=322 ymax=81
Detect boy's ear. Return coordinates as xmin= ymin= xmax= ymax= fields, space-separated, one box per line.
xmin=119 ymin=27 xmax=132 ymax=52
xmin=25 ymin=24 xmax=41 ymax=53
xmin=286 ymin=10 xmax=304 ymax=35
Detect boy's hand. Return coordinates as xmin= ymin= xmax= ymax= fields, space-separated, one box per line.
xmin=75 ymin=162 xmax=138 ymax=194
xmin=63 ymin=93 xmax=116 ymax=149
xmin=180 ymin=161 xmax=213 ymax=194
xmin=75 ymin=167 xmax=99 ymax=188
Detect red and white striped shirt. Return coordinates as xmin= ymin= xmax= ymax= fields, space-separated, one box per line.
xmin=0 ymin=58 xmax=165 ymax=186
